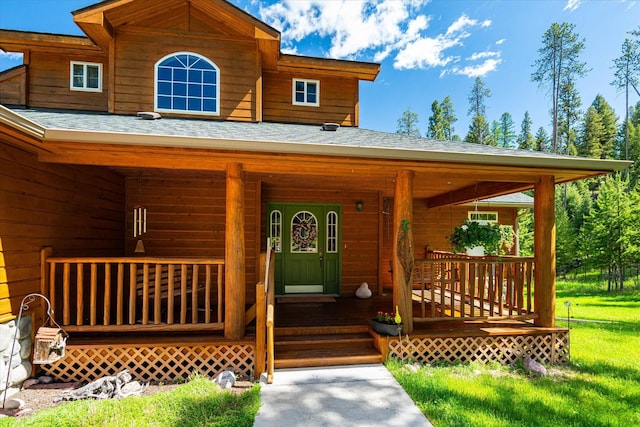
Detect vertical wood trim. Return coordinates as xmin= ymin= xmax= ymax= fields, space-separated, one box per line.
xmin=24 ymin=50 xmax=30 ymax=107
xmin=77 ymin=264 xmax=84 ymax=325
xmin=104 ymin=263 xmax=111 ymax=325
xmin=191 ymin=264 xmax=199 ymax=323
xmin=180 ymin=265 xmax=187 ymax=324
xmin=167 ymin=264 xmax=175 ymax=324
xmin=534 ymin=176 xmax=556 ymax=327
xmin=217 ymin=264 xmax=223 ymax=323
xmin=142 ymin=263 xmax=149 ymax=325
xmin=392 ymin=169 xmax=414 ymax=334
xmin=225 ymin=162 xmax=246 ymax=339
xmin=108 ymin=37 xmax=115 ymax=113
xmin=255 ymin=51 xmax=262 ymax=122
xmin=154 ymin=264 xmax=161 ymax=324
xmin=354 ymin=81 xmax=360 ymax=127
xmin=255 ymin=178 xmax=262 ymax=295
xmin=255 ymin=282 xmax=266 ymax=379
xmin=90 ymin=263 xmax=97 ymax=326
xmin=63 ymin=263 xmax=70 ymax=325
xmin=116 ymin=263 xmax=123 ymax=325
xmin=129 ymin=264 xmax=136 ymax=325
xmin=205 ymin=265 xmax=211 ymax=323
xmin=377 ymin=191 xmax=384 ymax=295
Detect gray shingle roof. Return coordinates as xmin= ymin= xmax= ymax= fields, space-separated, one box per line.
xmin=2 ymin=107 xmax=632 ymax=172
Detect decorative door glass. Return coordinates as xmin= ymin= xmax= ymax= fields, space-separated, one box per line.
xmin=290 ymin=211 xmax=318 ymax=253
xmin=270 ymin=210 xmax=282 ymax=252
xmin=327 ymin=211 xmax=338 ymax=253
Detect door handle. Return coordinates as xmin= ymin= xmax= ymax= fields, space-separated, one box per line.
xmin=319 ymin=252 xmax=324 ymax=268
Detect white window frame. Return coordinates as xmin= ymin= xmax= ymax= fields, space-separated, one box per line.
xmin=270 ymin=210 xmax=282 ymax=253
xmin=326 ymin=211 xmax=338 ymax=253
xmin=468 ymin=211 xmax=498 ymax=223
xmin=154 ymin=52 xmax=220 ymax=116
xmin=292 ymin=78 xmax=320 ymax=107
xmin=70 ymin=61 xmax=102 ymax=92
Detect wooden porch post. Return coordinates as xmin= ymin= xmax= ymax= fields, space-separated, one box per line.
xmin=225 ymin=163 xmax=246 ymax=339
xmin=534 ymin=176 xmax=556 ymax=327
xmin=392 ymin=169 xmax=414 ymax=334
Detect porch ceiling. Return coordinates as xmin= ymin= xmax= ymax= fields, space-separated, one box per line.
xmin=0 ymin=106 xmax=630 ymax=204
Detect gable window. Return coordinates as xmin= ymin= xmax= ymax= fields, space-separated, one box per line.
xmin=155 ymin=52 xmax=219 ymax=115
xmin=292 ymin=79 xmax=319 ymax=106
xmin=468 ymin=211 xmax=498 ymax=223
xmin=70 ymin=61 xmax=102 ymax=92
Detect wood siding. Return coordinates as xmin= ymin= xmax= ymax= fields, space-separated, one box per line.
xmin=26 ymin=51 xmax=108 ymax=111
xmin=0 ymin=142 xmax=124 ymax=322
xmin=262 ymin=71 xmax=358 ymax=126
xmin=261 ymin=184 xmax=379 ymax=296
xmin=113 ymin=31 xmax=259 ymax=121
xmin=0 ymin=65 xmax=27 ymax=106
xmin=124 ymin=174 xmax=258 ymax=303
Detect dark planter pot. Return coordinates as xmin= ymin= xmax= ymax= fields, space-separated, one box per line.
xmin=371 ymin=319 xmax=403 ymax=336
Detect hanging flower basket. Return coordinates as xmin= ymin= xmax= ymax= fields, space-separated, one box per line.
xmin=447 ymin=220 xmax=514 ymax=255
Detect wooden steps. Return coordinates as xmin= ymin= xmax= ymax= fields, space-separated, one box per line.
xmin=274 ymin=326 xmax=383 ymax=368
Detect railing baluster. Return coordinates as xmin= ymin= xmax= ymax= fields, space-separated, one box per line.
xmin=192 ymin=264 xmax=199 ymax=323
xmin=526 ymin=261 xmax=533 ymax=313
xmin=129 ymin=264 xmax=136 ymax=325
xmin=180 ymin=264 xmax=187 ymax=324
xmin=63 ymin=263 xmax=70 ymax=325
xmin=76 ymin=263 xmax=84 ymax=326
xmin=49 ymin=262 xmax=56 ymax=316
xmin=459 ymin=261 xmax=466 ymax=317
xmin=154 ymin=264 xmax=162 ymax=325
xmin=90 ymin=263 xmax=97 ymax=326
xmin=142 ymin=263 xmax=150 ymax=325
xmin=205 ymin=265 xmax=211 ymax=323
xmin=217 ymin=264 xmax=223 ymax=323
xmin=117 ymin=263 xmax=124 ymax=325
xmin=104 ymin=263 xmax=111 ymax=325
xmin=167 ymin=264 xmax=175 ymax=324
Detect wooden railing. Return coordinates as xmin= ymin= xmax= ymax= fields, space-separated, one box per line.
xmin=253 ymin=244 xmax=276 ymax=383
xmin=41 ymin=249 xmax=225 ymax=333
xmin=413 ymin=253 xmax=536 ymax=321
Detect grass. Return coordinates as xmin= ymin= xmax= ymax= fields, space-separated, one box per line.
xmin=389 ymin=280 xmax=640 ymax=427
xmin=0 ymin=375 xmax=261 ymax=427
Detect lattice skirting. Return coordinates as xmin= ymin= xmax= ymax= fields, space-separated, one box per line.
xmin=39 ymin=344 xmax=255 ymax=383
xmin=388 ymin=332 xmax=568 ymax=365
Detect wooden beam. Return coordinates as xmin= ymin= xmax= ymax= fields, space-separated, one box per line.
xmin=392 ymin=169 xmax=414 ymax=334
xmin=534 ymin=176 xmax=555 ymax=327
xmin=224 ymin=162 xmax=246 ymax=339
xmin=427 ymin=181 xmax=532 ymax=208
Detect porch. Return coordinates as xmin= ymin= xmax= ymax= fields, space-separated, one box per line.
xmin=37 ymin=249 xmax=567 ymax=383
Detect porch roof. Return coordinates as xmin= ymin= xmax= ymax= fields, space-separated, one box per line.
xmin=2 ymin=106 xmax=631 ymax=176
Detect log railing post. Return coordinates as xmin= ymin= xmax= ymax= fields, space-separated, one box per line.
xmin=225 ymin=162 xmax=246 ymax=339
xmin=534 ymin=176 xmax=556 ymax=327
xmin=392 ymin=169 xmax=414 ymax=334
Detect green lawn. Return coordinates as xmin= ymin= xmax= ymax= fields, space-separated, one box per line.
xmin=0 ymin=375 xmax=261 ymax=427
xmin=389 ymin=281 xmax=640 ymax=427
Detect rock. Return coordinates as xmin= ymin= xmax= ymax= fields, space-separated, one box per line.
xmin=355 ymin=282 xmax=372 ymax=299
xmin=22 ymin=378 xmax=40 ymax=389
xmin=403 ymin=363 xmax=418 ymax=374
xmin=524 ymin=357 xmax=547 ymax=376
xmin=119 ymin=381 xmax=146 ymax=398
xmin=37 ymin=376 xmax=54 ymax=384
xmin=216 ymin=371 xmax=236 ymax=389
xmin=2 ymin=398 xmax=25 ymax=410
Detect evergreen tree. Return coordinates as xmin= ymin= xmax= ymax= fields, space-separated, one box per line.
xmin=466 ymin=77 xmax=491 ymax=144
xmin=517 ymin=111 xmax=535 ymax=150
xmin=578 ymin=106 xmax=605 ymax=158
xmin=534 ymin=126 xmax=550 ymax=152
xmin=532 ymin=22 xmax=589 ymax=154
xmin=497 ymin=112 xmax=516 ymax=148
xmin=591 ymin=95 xmax=618 ymax=159
xmin=426 ymin=100 xmax=446 ymax=139
xmin=440 ymin=96 xmax=458 ymax=141
xmin=396 ymin=108 xmax=421 ymax=137
xmin=611 ymin=30 xmax=640 ymax=160
xmin=490 ymin=120 xmax=502 ymax=146
xmin=557 ymin=80 xmax=582 ymax=155
xmin=465 ymin=115 xmax=494 ymax=145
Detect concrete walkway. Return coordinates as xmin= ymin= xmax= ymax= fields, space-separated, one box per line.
xmin=253 ymin=364 xmax=432 ymax=427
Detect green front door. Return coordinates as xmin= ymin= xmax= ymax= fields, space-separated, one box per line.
xmin=268 ymin=203 xmax=341 ymax=295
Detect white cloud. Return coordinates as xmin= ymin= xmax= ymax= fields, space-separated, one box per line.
xmin=467 ymin=51 xmax=500 ymax=61
xmin=564 ymin=0 xmax=582 ymax=11
xmin=259 ymin=1 xmax=500 ymax=76
xmin=496 ymin=38 xmax=506 ymax=45
xmin=448 ymin=58 xmax=502 ymax=78
xmin=0 ymin=52 xmax=23 ymax=61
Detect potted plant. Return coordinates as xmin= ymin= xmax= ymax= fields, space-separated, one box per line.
xmin=448 ymin=220 xmax=513 ymax=256
xmin=372 ymin=306 xmax=403 ymax=336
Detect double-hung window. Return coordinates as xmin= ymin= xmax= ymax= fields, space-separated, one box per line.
xmin=292 ymin=78 xmax=319 ymax=106
xmin=70 ymin=61 xmax=102 ymax=92
xmin=155 ymin=52 xmax=219 ymax=115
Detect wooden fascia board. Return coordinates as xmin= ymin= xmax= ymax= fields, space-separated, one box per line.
xmin=0 ymin=64 xmax=26 ymax=80
xmin=74 ymin=12 xmax=114 ymax=52
xmin=427 ymin=182 xmax=534 ymax=209
xmin=0 ymin=30 xmax=100 ymax=53
xmin=278 ymin=54 xmax=380 ymax=81
xmin=0 ymin=105 xmax=46 ymax=140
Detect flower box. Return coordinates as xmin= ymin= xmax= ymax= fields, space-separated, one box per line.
xmin=371 ymin=319 xmax=403 ymax=336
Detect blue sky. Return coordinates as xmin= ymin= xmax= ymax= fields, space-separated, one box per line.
xmin=0 ymin=0 xmax=638 ymax=137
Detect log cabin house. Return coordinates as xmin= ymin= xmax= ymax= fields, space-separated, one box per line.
xmin=0 ymin=0 xmax=630 ymax=384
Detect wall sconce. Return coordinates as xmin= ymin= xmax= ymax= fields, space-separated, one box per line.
xmin=355 ymin=200 xmax=364 ymax=212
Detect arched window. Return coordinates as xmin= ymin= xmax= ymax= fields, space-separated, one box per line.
xmin=155 ymin=52 xmax=219 ymax=115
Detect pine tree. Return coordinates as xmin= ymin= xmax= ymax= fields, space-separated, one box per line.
xmin=590 ymin=95 xmax=618 ymax=159
xmin=498 ymin=112 xmax=516 ymax=148
xmin=517 ymin=111 xmax=535 ymax=150
xmin=466 ymin=78 xmax=492 ymax=144
xmin=465 ymin=115 xmax=494 ymax=145
xmin=557 ymin=80 xmax=582 ymax=155
xmin=440 ymin=96 xmax=458 ymax=141
xmin=611 ymin=30 xmax=640 ymax=160
xmin=396 ymin=108 xmax=421 ymax=137
xmin=534 ymin=126 xmax=550 ymax=152
xmin=532 ymin=22 xmax=589 ymax=154
xmin=578 ymin=106 xmax=605 ymax=158
xmin=426 ymin=100 xmax=446 ymax=140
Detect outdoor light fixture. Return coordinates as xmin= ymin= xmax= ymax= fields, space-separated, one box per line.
xmin=133 ymin=177 xmax=147 ymax=253
xmin=355 ymin=200 xmax=364 ymax=212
